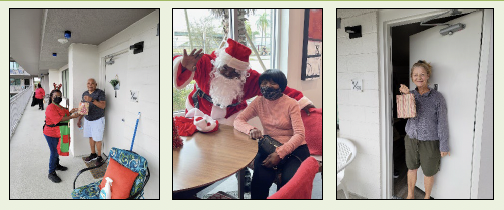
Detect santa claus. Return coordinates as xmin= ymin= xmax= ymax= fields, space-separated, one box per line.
xmin=173 ymin=38 xmax=314 ymax=125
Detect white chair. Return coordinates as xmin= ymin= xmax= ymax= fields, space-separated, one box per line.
xmin=337 ymin=138 xmax=357 ymax=199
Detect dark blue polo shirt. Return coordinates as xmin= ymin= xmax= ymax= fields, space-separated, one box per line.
xmin=82 ymin=89 xmax=106 ymax=121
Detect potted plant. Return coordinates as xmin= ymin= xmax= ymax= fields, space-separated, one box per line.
xmin=110 ymin=79 xmax=120 ymax=90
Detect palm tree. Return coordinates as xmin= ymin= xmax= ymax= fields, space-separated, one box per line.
xmin=210 ymin=9 xmax=256 ymax=46
xmin=255 ymin=12 xmax=270 ymax=51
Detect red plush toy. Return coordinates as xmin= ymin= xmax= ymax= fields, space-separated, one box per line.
xmin=173 ymin=118 xmax=183 ymax=149
xmin=301 ymin=108 xmax=322 ymax=155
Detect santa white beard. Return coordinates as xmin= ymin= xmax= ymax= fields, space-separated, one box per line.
xmin=209 ymin=67 xmax=246 ymax=108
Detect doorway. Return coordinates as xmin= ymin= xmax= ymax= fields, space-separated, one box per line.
xmin=386 ymin=9 xmax=485 ymax=199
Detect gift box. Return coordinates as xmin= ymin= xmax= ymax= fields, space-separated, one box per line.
xmin=78 ymin=102 xmax=89 ymax=115
xmin=396 ymin=93 xmax=416 ymax=118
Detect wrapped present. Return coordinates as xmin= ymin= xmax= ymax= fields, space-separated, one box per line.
xmin=396 ymin=93 xmax=416 ymax=118
xmin=78 ymin=102 xmax=89 ymax=115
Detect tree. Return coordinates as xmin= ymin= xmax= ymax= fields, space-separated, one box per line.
xmin=210 ymin=9 xmax=256 ymax=46
xmin=189 ymin=16 xmax=222 ymax=53
xmin=245 ymin=20 xmax=259 ymax=39
xmin=256 ymin=12 xmax=270 ymax=51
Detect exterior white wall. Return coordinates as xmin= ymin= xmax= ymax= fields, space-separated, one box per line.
xmin=48 ymin=69 xmax=59 ymax=90
xmin=478 ymin=53 xmax=493 ymax=199
xmin=477 ymin=10 xmax=493 ymax=198
xmin=40 ymin=75 xmax=50 ymax=94
xmin=337 ymin=9 xmax=381 ymax=198
xmin=97 ymin=10 xmax=159 ymax=199
xmin=68 ymin=43 xmax=99 ymax=157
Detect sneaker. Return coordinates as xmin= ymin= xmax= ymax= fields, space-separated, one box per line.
xmin=48 ymin=172 xmax=61 ymax=183
xmin=56 ymin=164 xmax=67 ymax=171
xmin=85 ymin=153 xmax=98 ymax=162
xmin=95 ymin=156 xmax=103 ymax=166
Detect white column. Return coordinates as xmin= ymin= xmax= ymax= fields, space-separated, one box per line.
xmin=68 ymin=43 xmax=99 ymax=157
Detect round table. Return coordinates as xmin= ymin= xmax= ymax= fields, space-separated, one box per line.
xmin=173 ymin=125 xmax=258 ymax=197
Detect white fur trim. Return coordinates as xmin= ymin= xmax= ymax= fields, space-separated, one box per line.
xmin=218 ymin=51 xmax=250 ymax=71
xmin=298 ymin=96 xmax=313 ymax=109
xmin=173 ymin=56 xmax=195 ymax=89
xmin=210 ymin=105 xmax=227 ymax=120
xmin=185 ymin=97 xmax=194 ymax=111
xmin=186 ymin=108 xmax=218 ymax=132
xmin=311 ymin=155 xmax=322 ymax=162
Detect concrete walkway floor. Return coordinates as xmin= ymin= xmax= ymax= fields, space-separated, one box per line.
xmin=10 ymin=102 xmax=97 ymax=199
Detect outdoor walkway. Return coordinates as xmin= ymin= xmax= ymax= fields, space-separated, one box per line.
xmin=10 ymin=101 xmax=97 ymax=199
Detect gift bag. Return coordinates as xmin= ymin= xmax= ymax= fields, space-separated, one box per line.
xmin=396 ymin=93 xmax=416 ymax=118
xmin=78 ymin=102 xmax=89 ymax=115
xmin=57 ymin=120 xmax=70 ymax=156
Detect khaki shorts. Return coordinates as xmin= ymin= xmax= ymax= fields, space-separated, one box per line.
xmin=404 ymin=135 xmax=441 ymax=177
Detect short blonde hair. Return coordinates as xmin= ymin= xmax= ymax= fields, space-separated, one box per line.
xmin=410 ymin=60 xmax=432 ymax=78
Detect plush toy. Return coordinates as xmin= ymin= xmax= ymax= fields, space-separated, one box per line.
xmin=173 ymin=118 xmax=183 ymax=149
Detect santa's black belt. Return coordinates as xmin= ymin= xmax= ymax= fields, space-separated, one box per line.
xmin=192 ymin=83 xmax=241 ymax=109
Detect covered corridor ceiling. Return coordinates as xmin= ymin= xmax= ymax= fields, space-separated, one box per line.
xmin=10 ymin=9 xmax=155 ymax=76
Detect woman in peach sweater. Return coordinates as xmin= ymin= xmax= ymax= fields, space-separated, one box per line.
xmin=234 ymin=69 xmax=310 ymax=199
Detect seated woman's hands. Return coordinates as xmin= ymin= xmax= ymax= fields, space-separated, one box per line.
xmin=262 ymin=152 xmax=281 ymax=168
xmin=69 ymin=108 xmax=78 ymax=114
xmin=249 ymin=128 xmax=262 ymax=140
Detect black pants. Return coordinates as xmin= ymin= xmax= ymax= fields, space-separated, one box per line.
xmin=38 ymin=98 xmax=44 ymax=110
xmin=251 ymin=144 xmax=310 ymax=199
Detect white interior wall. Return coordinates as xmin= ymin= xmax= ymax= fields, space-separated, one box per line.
xmin=337 ymin=9 xmax=381 ymax=198
xmin=246 ymin=9 xmax=323 ymax=131
xmin=283 ymin=9 xmax=323 ymax=108
xmin=68 ymin=43 xmax=99 ymax=157
xmin=97 ymin=10 xmax=159 ymax=199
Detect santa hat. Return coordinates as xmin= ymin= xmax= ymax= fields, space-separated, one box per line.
xmin=186 ymin=108 xmax=219 ymax=133
xmin=218 ymin=38 xmax=251 ymax=71
xmin=174 ymin=116 xmax=197 ymax=137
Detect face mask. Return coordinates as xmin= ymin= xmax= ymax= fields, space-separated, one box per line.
xmin=53 ymin=96 xmax=62 ymax=104
xmin=260 ymin=86 xmax=283 ymax=101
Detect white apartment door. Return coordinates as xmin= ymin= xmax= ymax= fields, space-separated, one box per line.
xmin=409 ymin=11 xmax=483 ymax=199
xmin=103 ymin=52 xmax=129 ymax=150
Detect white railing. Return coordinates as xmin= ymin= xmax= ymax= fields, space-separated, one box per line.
xmin=10 ymin=85 xmax=31 ymax=93
xmin=10 ymin=85 xmax=33 ymax=139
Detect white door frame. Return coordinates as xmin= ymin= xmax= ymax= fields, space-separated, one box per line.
xmin=378 ymin=9 xmax=492 ymax=199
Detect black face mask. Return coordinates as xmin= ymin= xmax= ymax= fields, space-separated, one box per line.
xmin=53 ymin=96 xmax=62 ymax=104
xmin=260 ymin=86 xmax=283 ymax=101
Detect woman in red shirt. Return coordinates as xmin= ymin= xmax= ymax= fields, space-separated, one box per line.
xmin=44 ymin=89 xmax=79 ymax=183
xmin=35 ymin=84 xmax=45 ymax=110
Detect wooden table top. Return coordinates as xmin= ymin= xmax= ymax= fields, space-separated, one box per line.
xmin=173 ymin=124 xmax=258 ymax=192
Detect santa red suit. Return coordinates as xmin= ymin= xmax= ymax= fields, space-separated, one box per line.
xmin=173 ymin=39 xmax=312 ymax=125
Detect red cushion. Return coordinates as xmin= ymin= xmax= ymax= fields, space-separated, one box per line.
xmin=301 ymin=108 xmax=322 ymax=155
xmin=99 ymin=158 xmax=139 ymax=199
xmin=267 ymin=157 xmax=319 ymax=199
